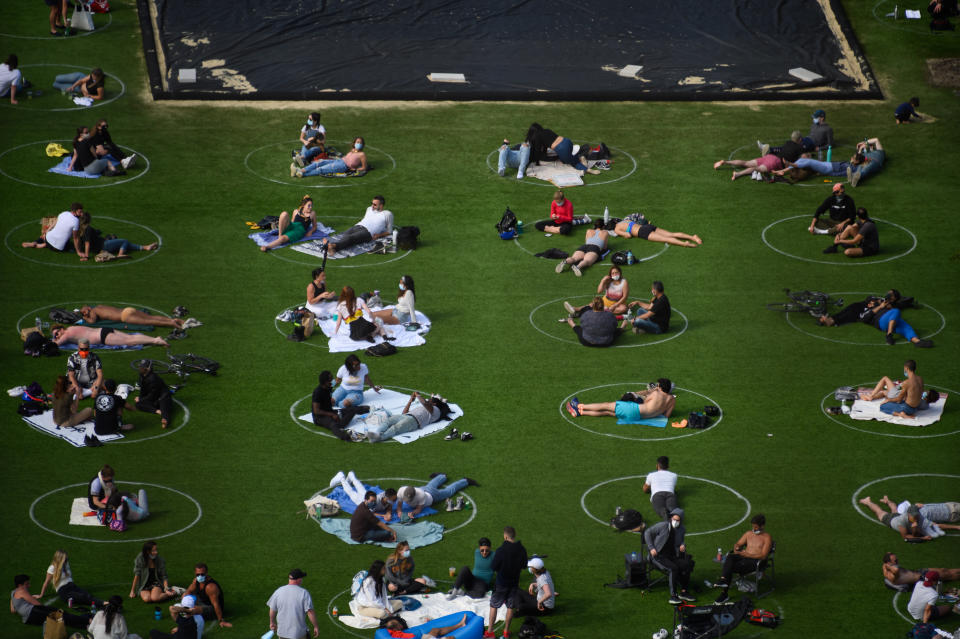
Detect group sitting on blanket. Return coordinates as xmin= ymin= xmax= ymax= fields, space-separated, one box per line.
xmin=566 ymin=379 xmax=676 ymax=421
xmin=862 ymin=359 xmax=940 ymax=419
xmin=500 ymin=123 xmax=602 ymax=178
xmin=22 ymin=203 xmax=154 ymax=260
xmin=67 ymin=122 xmax=133 ymax=177
xmin=323 ymin=195 xmax=394 ymax=255
xmin=292 ymin=135 xmax=368 ymax=178
xmin=818 ymin=289 xmax=933 ymax=348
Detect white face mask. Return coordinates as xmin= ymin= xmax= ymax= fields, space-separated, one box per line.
xmin=611 ymin=275 xmax=620 ymax=281
xmin=671 ymin=519 xmax=680 ymax=529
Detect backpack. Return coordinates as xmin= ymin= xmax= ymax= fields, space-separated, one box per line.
xmin=18 ymin=400 xmax=47 ymax=417
xmin=604 ymin=552 xmax=647 ymax=589
xmin=48 ymin=307 xmax=81 ymax=324
xmin=906 ymin=623 xmax=937 ymax=639
xmin=496 ymin=208 xmax=518 ymax=238
xmin=517 ymin=617 xmax=549 ymax=639
xmin=688 ymin=412 xmax=711 ymax=429
xmin=610 ymin=509 xmax=644 ymax=532
xmin=834 ymin=386 xmax=858 ymax=401
xmin=350 ymin=570 xmax=369 ymax=596
xmin=586 ymin=143 xmax=611 ymax=160
xmin=304 ymin=493 xmax=340 ymax=519
xmin=747 ymin=608 xmax=779 ymax=628
xmin=396 ymin=226 xmax=420 ymax=250
xmin=365 ymin=342 xmax=397 ymax=357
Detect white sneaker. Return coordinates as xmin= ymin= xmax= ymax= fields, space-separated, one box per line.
xmin=121 ymin=154 xmax=137 ymax=170
xmin=563 ymin=301 xmax=577 ymax=315
xmin=454 ymin=496 xmax=465 ymax=511
xmin=555 ymin=261 xmax=567 ymax=274
xmin=329 ymin=471 xmax=345 ymax=487
xmin=290 ymin=162 xmax=298 ymax=177
xmin=171 ymin=586 xmax=186 ymax=595
xmin=422 ymin=575 xmax=436 ymax=588
xmin=583 ymin=214 xmax=591 ymax=223
xmin=182 ymin=318 xmax=203 ymax=328
xmin=445 ymin=498 xmax=454 ymax=512
xmin=346 ymin=470 xmax=358 ymax=484
xmin=571 ymin=264 xmax=582 ymax=277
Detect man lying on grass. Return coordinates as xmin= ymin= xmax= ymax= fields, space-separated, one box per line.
xmin=567 ymin=378 xmax=676 ymax=421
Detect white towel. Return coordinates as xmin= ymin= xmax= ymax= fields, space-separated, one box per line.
xmin=342 ymin=593 xmax=505 ymax=629
xmin=304 ymin=300 xmax=431 ymax=353
xmin=849 ymin=394 xmax=947 ymax=427
xmin=69 ymin=497 xmax=102 ymax=526
xmin=21 ymin=410 xmax=123 ymax=447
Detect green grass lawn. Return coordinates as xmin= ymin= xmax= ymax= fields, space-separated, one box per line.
xmin=2 ymin=1 xmax=959 ymax=637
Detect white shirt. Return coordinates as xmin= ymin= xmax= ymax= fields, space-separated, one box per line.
xmin=47 ymin=561 xmax=74 ymax=591
xmin=357 ymin=207 xmax=393 ymax=237
xmin=355 ymin=576 xmax=391 ymax=610
xmin=645 ymin=469 xmax=677 ymax=499
xmin=907 ymin=581 xmax=938 ymax=619
xmin=336 ymin=363 xmax=369 ymax=391
xmin=396 ymin=290 xmax=416 ymax=318
xmin=46 ymin=211 xmax=79 ymax=251
xmin=0 ymin=63 xmax=21 ymax=97
xmin=406 ymin=402 xmax=440 ymax=428
xmin=397 ymin=485 xmax=432 ymax=507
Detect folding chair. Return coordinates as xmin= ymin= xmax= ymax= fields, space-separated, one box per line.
xmin=735 ymin=541 xmax=775 ymax=598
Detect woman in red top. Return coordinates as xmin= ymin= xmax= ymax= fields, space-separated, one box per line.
xmin=534 ymin=190 xmax=575 ymax=235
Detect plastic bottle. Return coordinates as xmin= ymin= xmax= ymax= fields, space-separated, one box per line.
xmin=603 ymin=206 xmax=610 ymax=225
xmin=516 ymin=220 xmax=523 ymax=234
xmin=631 ymin=551 xmax=638 ymax=563
xmin=392 ymin=229 xmax=398 ymax=245
xmin=716 ymin=548 xmax=723 ymax=562
xmin=35 ymin=317 xmax=42 ymax=331
xmin=154 ymin=606 xmax=162 ymax=620
xmin=332 ymin=606 xmax=338 ymax=617
xmin=817 ymin=147 xmax=823 ymax=161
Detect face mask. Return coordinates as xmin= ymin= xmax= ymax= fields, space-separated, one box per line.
xmin=150 ymin=552 xmax=158 ymax=558
xmin=670 ymin=519 xmax=680 ymax=529
xmin=196 ymin=575 xmax=206 ymax=583
xmin=399 ymin=283 xmax=405 ymax=290
xmin=753 ymin=529 xmax=762 ymax=535
xmin=79 ymin=350 xmax=89 ymax=359
xmin=528 ymin=567 xmax=535 ymax=574
xmin=812 ymin=117 xmax=819 ymax=124
xmin=401 ymin=550 xmax=411 ymax=558
xmin=612 ymin=275 xmax=620 ymax=281
xmin=904 ymin=371 xmax=909 ymax=378
xmin=307 ymin=119 xmax=314 ymax=126
xmin=354 ymin=142 xmax=363 ymax=150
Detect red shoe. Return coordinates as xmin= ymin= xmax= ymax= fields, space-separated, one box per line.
xmin=502 ymin=633 xmax=511 ymax=638
xmin=483 ymin=632 xmax=496 ymax=639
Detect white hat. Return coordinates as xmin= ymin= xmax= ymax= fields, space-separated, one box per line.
xmin=527 ymin=557 xmax=544 ymax=570
xmin=180 ymin=594 xmax=196 ymax=608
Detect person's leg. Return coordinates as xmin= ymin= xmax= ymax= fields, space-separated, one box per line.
xmin=576 ymin=402 xmax=618 ymax=416
xmin=554 ymin=138 xmax=587 ymax=171
xmin=454 ymin=566 xmax=475 ymax=591
xmin=83 ymin=159 xmax=109 ymax=176
xmin=104 ymin=331 xmax=169 ymax=347
xmin=430 ymin=478 xmax=468 ymax=501
xmin=362 ymin=528 xmax=394 ymax=543
xmin=630 ymin=317 xmax=663 ymax=334
xmin=302 ymin=158 xmax=347 ymax=177
xmin=58 ymin=582 xmax=99 ymax=607
xmin=65 ymin=406 xmax=93 ymax=427
xmin=858 ymin=496 xmax=892 ymax=521
xmin=651 ymin=554 xmax=679 ymax=595
xmin=372 ymin=415 xmax=421 ymax=442
xmin=647 ymin=228 xmax=701 ymax=247
xmin=326 ymin=225 xmax=372 ymax=253
xmin=674 ymin=556 xmax=694 ymax=590
xmin=563 ymin=250 xmax=585 ymax=267
xmin=651 ymin=493 xmax=668 ymax=520
xmin=576 ymin=251 xmax=600 ymax=270
xmin=497 ymin=145 xmax=519 ymax=176
xmin=354 ymin=604 xmax=391 ymax=619
xmin=893 ymin=317 xmax=918 ymax=342
xmin=516 ymin=143 xmax=530 ymax=178
xmin=340 ymin=472 xmax=366 ymax=503
xmin=868 ymin=377 xmax=896 ymax=400
xmin=53 ymin=72 xmax=85 ymax=90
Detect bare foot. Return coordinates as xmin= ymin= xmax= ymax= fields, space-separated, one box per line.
xmin=713 ymin=160 xmax=724 ymax=170
xmin=173 ymin=318 xmax=184 ymax=329
xmin=692 ymin=235 xmax=702 ymax=245
xmin=155 ymin=338 xmax=170 ymax=347
xmin=259 ymin=246 xmax=268 ymax=252
xmin=143 ymin=243 xmax=158 ymax=251
xmin=730 ymin=172 xmax=738 ymax=181
xmin=161 ymin=418 xmax=168 ymax=429
xmin=858 ymin=496 xmax=872 ymax=505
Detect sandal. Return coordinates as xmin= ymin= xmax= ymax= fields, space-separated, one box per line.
xmin=444 ymin=428 xmax=460 ymax=441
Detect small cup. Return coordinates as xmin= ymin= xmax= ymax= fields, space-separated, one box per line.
xmin=449 ymin=566 xmax=456 ymax=577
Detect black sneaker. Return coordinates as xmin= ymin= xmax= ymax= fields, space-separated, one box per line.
xmin=465 ymin=477 xmax=480 ymax=487
xmin=914 ymin=339 xmax=934 ymax=348
xmin=677 ymin=591 xmax=695 ymax=602
xmin=714 ymin=591 xmax=730 ymax=605
xmin=822 ymin=244 xmax=839 ymax=254
xmin=885 ymin=334 xmax=895 ymax=346
xmin=668 ymin=594 xmax=682 ymax=605
xmin=444 ymin=429 xmax=459 ymax=441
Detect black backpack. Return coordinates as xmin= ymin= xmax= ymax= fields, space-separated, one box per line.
xmin=585 ymin=143 xmax=611 ymax=160
xmin=688 ymin=412 xmax=711 ymax=429
xmin=610 ymin=509 xmax=644 ymax=532
xmin=23 ymin=332 xmax=59 ymax=357
xmin=605 ymin=552 xmax=648 ymax=588
xmin=365 ymin=342 xmax=397 ymax=357
xmin=396 ymin=226 xmax=420 ymax=250
xmin=518 ymin=617 xmax=552 ymax=639
xmin=496 ymin=208 xmax=518 ymax=237
xmin=48 ymin=307 xmax=82 ymax=324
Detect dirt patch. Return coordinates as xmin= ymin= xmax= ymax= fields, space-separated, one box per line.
xmin=927 ymin=58 xmax=960 ymax=87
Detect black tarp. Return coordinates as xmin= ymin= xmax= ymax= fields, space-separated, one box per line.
xmin=138 ymin=0 xmax=880 ymax=101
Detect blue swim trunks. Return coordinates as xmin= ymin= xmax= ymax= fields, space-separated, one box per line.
xmin=615 ymin=400 xmax=642 ymax=421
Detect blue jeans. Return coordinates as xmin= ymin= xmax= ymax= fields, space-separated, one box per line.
xmin=553 ymin=137 xmax=587 ymax=171
xmin=631 ymin=318 xmax=663 ymax=334
xmin=332 ymin=386 xmax=363 ymax=407
xmin=876 ymin=309 xmax=917 ymax=341
xmin=793 ymin=158 xmax=848 ymax=177
xmin=367 ymin=414 xmax=420 ymax=442
xmin=853 ymin=151 xmax=884 ymax=181
xmin=363 ymin=528 xmax=394 ymax=542
xmin=53 ymin=71 xmax=85 ymax=92
xmin=103 ymin=238 xmax=141 ymax=253
xmin=302 ymin=157 xmax=347 ymax=177
xmin=880 ymin=401 xmax=916 ymax=416
xmin=83 ymin=158 xmax=109 ymax=175
xmin=423 ymin=473 xmax=467 ymax=502
xmin=302 ymin=146 xmax=325 ymax=162
xmin=498 ymin=143 xmax=531 ymax=177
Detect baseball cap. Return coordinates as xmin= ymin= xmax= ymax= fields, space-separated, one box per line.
xmin=813 ymin=109 xmax=826 ymax=118
xmin=527 ymin=558 xmax=545 ymax=570
xmin=923 ymin=570 xmax=939 ymax=587
xmin=289 ymin=568 xmax=307 ymax=580
xmin=180 ymin=594 xmax=197 ymax=608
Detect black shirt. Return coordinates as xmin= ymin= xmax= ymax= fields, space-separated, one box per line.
xmin=649 ymin=295 xmax=672 ymax=333
xmin=491 ymin=539 xmax=528 ymax=588
xmin=859 ymin=220 xmax=879 ymax=253
xmin=93 ymin=393 xmax=122 ymax=435
xmin=139 ymin=371 xmax=170 ymax=404
xmin=74 ymin=137 xmax=97 ymax=169
xmin=814 ymin=194 xmax=856 ymax=225
xmin=312 ymin=384 xmax=333 ymax=413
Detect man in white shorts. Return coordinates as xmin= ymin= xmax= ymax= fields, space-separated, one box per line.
xmin=322 ymin=195 xmax=393 ymax=254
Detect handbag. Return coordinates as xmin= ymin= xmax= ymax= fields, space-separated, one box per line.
xmin=348 ymin=317 xmax=376 ymax=340
xmin=43 ymin=610 xmax=66 ymax=639
xmin=71 ymin=2 xmax=96 ymax=31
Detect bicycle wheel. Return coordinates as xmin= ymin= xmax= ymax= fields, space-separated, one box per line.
xmin=172 ymin=353 xmax=220 ymax=375
xmin=129 ymin=358 xmax=173 ymax=374
xmin=766 ymin=302 xmax=807 ymax=313
xmin=788 ymin=290 xmax=829 ymax=305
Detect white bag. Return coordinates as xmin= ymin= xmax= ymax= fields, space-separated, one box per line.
xmin=71 ymin=2 xmax=96 ymax=31
xmin=303 ymin=493 xmax=340 ymax=518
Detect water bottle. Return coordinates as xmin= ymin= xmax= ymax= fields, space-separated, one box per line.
xmin=716 ymin=547 xmax=723 ymax=562
xmin=631 ymin=551 xmax=638 ymax=563
xmin=603 ymin=206 xmax=610 ymax=225
xmin=392 ymin=229 xmax=398 ymax=245
xmin=154 ymin=606 xmax=162 ymax=620
xmin=35 ymin=317 xmax=42 ymax=331
xmin=825 ymin=145 xmax=832 ymax=162
xmin=626 ymin=250 xmax=635 ymax=265
xmin=817 ymin=147 xmax=823 ymax=161
xmin=516 ymin=220 xmax=523 ymax=234
xmin=332 ymin=606 xmax=338 ymax=617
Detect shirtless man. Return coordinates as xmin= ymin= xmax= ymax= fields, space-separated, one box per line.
xmin=883 ymin=552 xmax=960 ymax=591
xmin=52 ymin=324 xmax=169 ymax=348
xmin=80 ymin=304 xmax=183 ymax=329
xmin=880 ymin=360 xmax=926 ymax=418
xmin=567 ymin=378 xmax=676 ymax=420
xmin=859 ymin=496 xmax=931 ymax=541
xmin=710 ymin=514 xmax=773 ymax=604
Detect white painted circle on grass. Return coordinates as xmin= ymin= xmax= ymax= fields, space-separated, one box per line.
xmin=512 ymin=236 xmax=669 ymax=262
xmin=852 ymin=473 xmax=960 ymax=535
xmin=560 ymin=383 xmax=722 ymax=441
xmin=0 ymin=140 xmax=150 ymax=188
xmin=289 ymin=385 xmax=440 ymax=442
xmin=311 ymin=476 xmax=476 ymax=534
xmin=530 ymin=296 xmax=687 ymax=348
xmin=244 ymin=139 xmax=397 ymax=188
xmin=761 ymin=215 xmax=917 ymax=265
xmin=485 ymin=143 xmax=638 ymax=187
xmin=262 ymin=216 xmax=411 ymax=268
xmin=0 ymin=64 xmax=124 ymax=111
xmin=0 ymin=14 xmax=113 ymax=39
xmin=29 ymin=481 xmax=202 ymax=543
xmin=581 ymin=475 xmax=750 ymax=536
xmin=779 ymin=293 xmax=944 ymax=345
xmin=821 ymin=385 xmax=959 ymax=439
xmin=5 ymin=218 xmax=162 ymax=268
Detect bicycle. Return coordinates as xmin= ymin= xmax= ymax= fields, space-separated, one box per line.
xmin=765 ymin=289 xmax=844 ymax=315
xmin=130 ymin=352 xmax=220 ymax=380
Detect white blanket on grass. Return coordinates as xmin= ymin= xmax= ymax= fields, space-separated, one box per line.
xmin=299 ymin=388 xmax=463 ymax=443
xmin=304 ymin=300 xmax=431 ymax=352
xmin=849 ymin=394 xmax=947 ymax=427
xmin=524 ymin=159 xmax=584 ymax=187
xmin=340 ymin=593 xmax=505 ymax=630
xmin=21 ymin=410 xmax=123 ymax=447
xmin=70 ymin=497 xmax=101 ymax=526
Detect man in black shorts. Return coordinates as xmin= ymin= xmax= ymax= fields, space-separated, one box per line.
xmin=485 ymin=526 xmax=528 ymax=638
xmin=823 ymin=207 xmax=878 ymax=257
xmin=808 ymin=183 xmax=855 ymax=235
xmin=94 ymin=379 xmax=134 ymax=436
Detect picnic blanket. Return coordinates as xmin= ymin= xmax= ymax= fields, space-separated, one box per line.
xmin=303 ymin=300 xmax=431 ymax=353
xmin=48 ymin=155 xmax=100 ymax=179
xmin=291 ymin=236 xmax=396 ymax=260
xmin=298 ymin=388 xmax=462 ymax=443
xmin=849 ymin=392 xmax=947 ymax=427
xmin=319 ymin=517 xmax=444 ymax=548
xmin=21 ymin=409 xmax=123 ymax=447
xmin=248 ymin=221 xmax=335 ymax=249
xmin=58 ymin=342 xmax=144 ymax=351
xmin=340 ymin=595 xmax=505 ymax=630
xmin=616 ymin=415 xmax=669 ymax=427
xmin=79 ymin=320 xmax=155 ymax=332
xmin=323 ymin=482 xmax=438 ymax=519
xmin=69 ymin=497 xmax=101 ymax=526
xmin=524 ymin=159 xmax=584 ymax=187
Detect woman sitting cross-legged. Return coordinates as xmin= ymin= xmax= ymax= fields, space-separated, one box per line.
xmin=385 ymin=541 xmax=433 ymax=595
xmin=564 ymin=266 xmax=629 ymax=317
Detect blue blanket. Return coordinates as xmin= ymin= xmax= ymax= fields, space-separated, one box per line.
xmin=616 ymin=415 xmax=668 ymax=427
xmin=48 ymin=156 xmax=99 ymax=179
xmin=248 ymin=224 xmax=333 ymax=249
xmin=328 ymin=484 xmax=438 ymax=519
xmin=59 ymin=343 xmax=143 ymax=351
xmin=319 ymin=518 xmax=444 ymax=549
